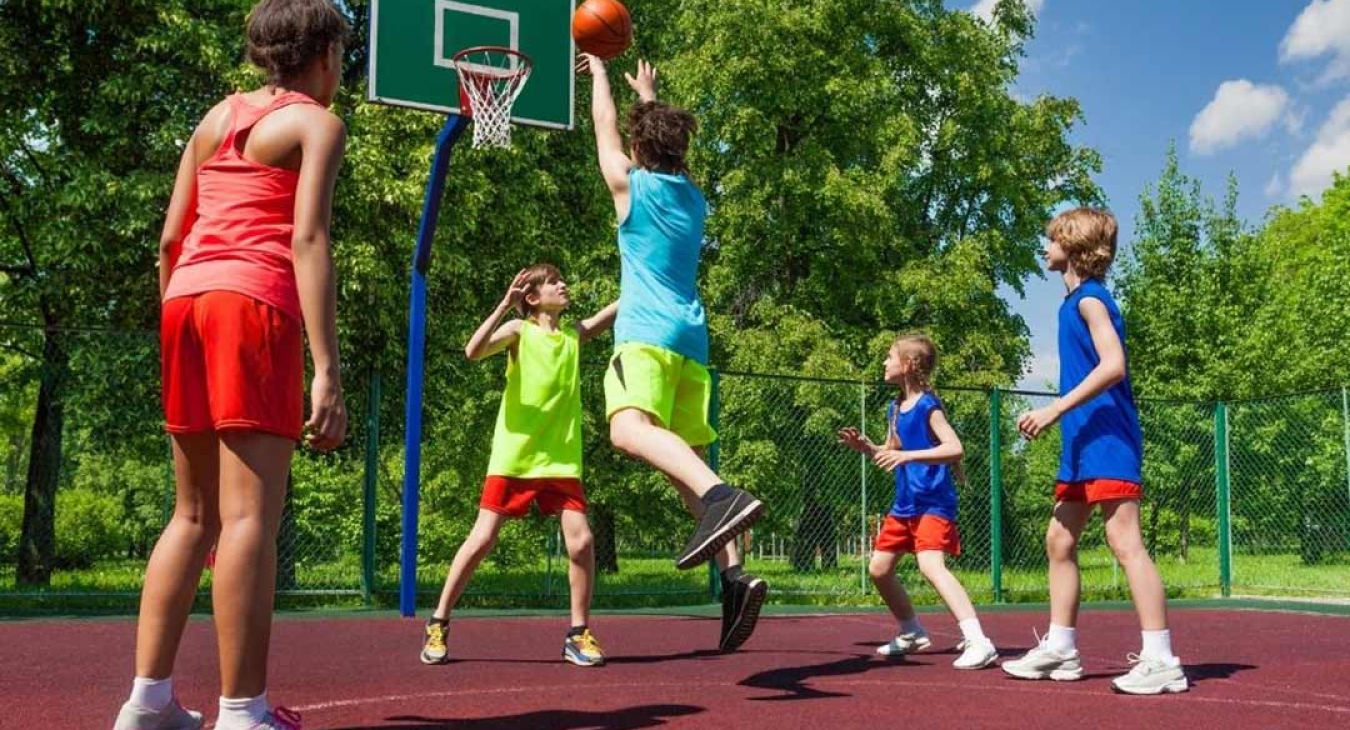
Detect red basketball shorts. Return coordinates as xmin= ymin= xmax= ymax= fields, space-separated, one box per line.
xmin=161 ymin=291 xmax=304 ymax=441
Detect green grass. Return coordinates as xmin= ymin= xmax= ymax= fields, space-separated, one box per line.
xmin=3 ymin=546 xmax=1347 ymax=615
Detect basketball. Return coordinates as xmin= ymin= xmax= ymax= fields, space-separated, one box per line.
xmin=572 ymin=0 xmax=632 ymax=60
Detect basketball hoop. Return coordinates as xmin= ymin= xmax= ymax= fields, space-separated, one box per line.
xmin=453 ymin=46 xmax=533 ymax=149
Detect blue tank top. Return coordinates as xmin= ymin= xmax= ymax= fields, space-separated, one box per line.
xmin=614 ymin=168 xmax=710 ymax=364
xmin=886 ymin=392 xmax=959 ymax=521
xmin=1057 ymin=278 xmax=1143 ymax=483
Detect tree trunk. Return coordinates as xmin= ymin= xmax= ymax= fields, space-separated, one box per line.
xmin=592 ymin=504 xmax=618 ymax=574
xmin=17 ymin=330 xmax=68 ymax=586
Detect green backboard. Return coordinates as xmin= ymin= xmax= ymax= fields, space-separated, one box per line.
xmin=368 ymin=1 xmax=576 ymax=130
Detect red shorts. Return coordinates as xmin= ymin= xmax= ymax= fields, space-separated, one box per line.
xmin=1055 ymin=479 xmax=1143 ymax=504
xmin=874 ymin=514 xmax=961 ymax=556
xmin=161 ymin=291 xmax=304 ymax=441
xmin=480 ymin=476 xmax=587 ymax=517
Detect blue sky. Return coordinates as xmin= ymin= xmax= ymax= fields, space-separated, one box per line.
xmin=968 ymin=0 xmax=1350 ymax=389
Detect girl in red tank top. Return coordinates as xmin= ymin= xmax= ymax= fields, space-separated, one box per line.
xmin=114 ymin=4 xmax=349 ymax=730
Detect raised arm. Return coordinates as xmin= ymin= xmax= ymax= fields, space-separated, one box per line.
xmin=1017 ymin=297 xmax=1126 ymax=439
xmin=291 ymin=109 xmax=349 ymax=451
xmin=464 ymin=270 xmax=530 ymax=361
xmin=575 ymin=300 xmax=619 ymax=344
xmin=581 ymin=54 xmax=637 ymax=219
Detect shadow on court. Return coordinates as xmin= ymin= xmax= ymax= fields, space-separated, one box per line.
xmin=738 ymin=653 xmax=925 ymax=701
xmin=326 ymin=704 xmax=705 ymax=730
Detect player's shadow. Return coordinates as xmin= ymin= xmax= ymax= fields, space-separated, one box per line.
xmin=1181 ymin=662 xmax=1257 ymax=685
xmin=739 ymin=653 xmax=924 ymax=701
xmin=327 ymin=703 xmax=704 ymax=730
xmin=851 ymin=640 xmax=1033 ymax=658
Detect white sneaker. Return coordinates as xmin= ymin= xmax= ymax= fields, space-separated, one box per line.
xmin=1000 ymin=634 xmax=1084 ymax=681
xmin=112 ymin=700 xmax=204 ymax=730
xmin=1111 ymin=654 xmax=1189 ymax=695
xmin=876 ymin=630 xmax=932 ymax=656
xmin=952 ymin=638 xmax=999 ymax=670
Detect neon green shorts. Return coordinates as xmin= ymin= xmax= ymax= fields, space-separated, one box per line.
xmin=604 ymin=343 xmax=717 ymax=447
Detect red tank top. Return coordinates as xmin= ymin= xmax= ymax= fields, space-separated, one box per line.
xmin=163 ymin=91 xmax=321 ymax=320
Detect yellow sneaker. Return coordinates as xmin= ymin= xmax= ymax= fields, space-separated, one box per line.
xmin=421 ymin=618 xmax=449 ymax=665
xmin=563 ymin=628 xmax=605 ymax=667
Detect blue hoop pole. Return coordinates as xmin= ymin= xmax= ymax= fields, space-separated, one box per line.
xmin=401 ymin=114 xmax=470 ymax=617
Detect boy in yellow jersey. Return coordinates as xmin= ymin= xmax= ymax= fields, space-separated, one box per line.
xmin=420 ymin=264 xmax=618 ymax=667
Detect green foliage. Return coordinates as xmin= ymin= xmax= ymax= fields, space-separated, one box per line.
xmin=54 ymin=489 xmax=128 ymax=569
xmin=0 ymin=494 xmax=21 ymax=561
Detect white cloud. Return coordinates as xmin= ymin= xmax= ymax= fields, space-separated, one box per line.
xmin=1280 ymin=0 xmax=1350 ymax=84
xmin=1017 ymin=351 xmax=1059 ymax=392
xmin=1264 ymin=173 xmax=1284 ymax=198
xmin=971 ymin=0 xmax=1045 ymax=23
xmin=1289 ymin=96 xmax=1350 ymax=198
xmin=1188 ymin=80 xmax=1290 ymax=156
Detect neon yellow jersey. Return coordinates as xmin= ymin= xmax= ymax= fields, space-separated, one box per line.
xmin=487 ymin=320 xmax=583 ymax=478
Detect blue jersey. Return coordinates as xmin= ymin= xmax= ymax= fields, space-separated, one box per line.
xmin=886 ymin=392 xmax=959 ymax=521
xmin=614 ymin=168 xmax=710 ymax=364
xmin=1057 ymin=278 xmax=1143 ymax=483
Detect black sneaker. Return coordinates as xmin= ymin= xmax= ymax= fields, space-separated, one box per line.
xmin=675 ymin=488 xmax=765 ymax=570
xmin=720 ymin=572 xmax=768 ymax=652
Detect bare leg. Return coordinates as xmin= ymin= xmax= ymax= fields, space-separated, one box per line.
xmin=1047 ymin=501 xmax=1092 ymax=629
xmin=609 ymin=408 xmax=721 ymax=496
xmin=433 ymin=509 xmax=508 ymax=619
xmin=867 ymin=550 xmax=916 ymax=624
xmin=1101 ymin=500 xmax=1168 ymax=631
xmin=668 ymin=446 xmax=739 ymax=570
xmin=134 ymin=433 xmax=221 ymax=679
xmin=213 ymin=431 xmax=294 ymax=699
xmin=915 ymin=550 xmax=977 ymax=623
xmin=559 ymin=509 xmax=594 ymax=628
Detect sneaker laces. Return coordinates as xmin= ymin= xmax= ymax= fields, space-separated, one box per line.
xmin=426 ymin=622 xmax=447 ymax=652
xmin=575 ymin=629 xmax=603 ymax=655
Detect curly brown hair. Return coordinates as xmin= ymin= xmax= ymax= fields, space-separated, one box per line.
xmin=1046 ymin=207 xmax=1118 ymax=279
xmin=629 ymin=101 xmax=698 ymax=174
xmin=246 ymin=0 xmax=349 ymax=85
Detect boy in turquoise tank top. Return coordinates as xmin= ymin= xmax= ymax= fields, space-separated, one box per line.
xmin=420 ymin=264 xmax=617 ymax=668
xmin=582 ymin=55 xmax=768 ymax=652
xmin=1002 ymin=208 xmax=1188 ymax=695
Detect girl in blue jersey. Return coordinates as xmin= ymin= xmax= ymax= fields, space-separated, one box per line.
xmin=1001 ymin=208 xmax=1188 ymax=695
xmin=838 ymin=334 xmax=998 ymax=670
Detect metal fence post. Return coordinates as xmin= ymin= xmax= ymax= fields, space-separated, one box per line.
xmin=990 ymin=388 xmax=1004 ymax=603
xmin=362 ymin=369 xmax=381 ymax=605
xmin=860 ymin=381 xmax=868 ymax=593
xmin=1215 ymin=401 xmax=1233 ymax=597
xmin=708 ymin=367 xmax=722 ymax=599
xmin=1342 ymin=388 xmax=1350 ymax=545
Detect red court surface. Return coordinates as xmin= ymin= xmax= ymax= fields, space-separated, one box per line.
xmin=6 ymin=606 xmax=1349 ymax=729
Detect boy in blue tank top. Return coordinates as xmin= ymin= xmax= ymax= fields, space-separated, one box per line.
xmin=837 ymin=335 xmax=998 ymax=670
xmin=582 ymin=55 xmax=767 ymax=652
xmin=1002 ymin=208 xmax=1188 ymax=695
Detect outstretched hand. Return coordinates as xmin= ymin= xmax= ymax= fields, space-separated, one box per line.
xmin=575 ymin=53 xmax=605 ymax=77
xmin=624 ymin=59 xmax=658 ymax=102
xmin=836 ymin=427 xmax=871 ymax=455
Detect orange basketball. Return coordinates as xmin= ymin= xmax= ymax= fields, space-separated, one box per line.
xmin=572 ymin=0 xmax=632 ymax=61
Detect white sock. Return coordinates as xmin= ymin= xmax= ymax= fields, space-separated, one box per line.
xmin=129 ymin=676 xmax=173 ymax=711
xmin=958 ymin=618 xmax=987 ymax=643
xmin=1046 ymin=624 xmax=1077 ymax=655
xmin=217 ymin=693 xmax=268 ymax=729
xmin=900 ymin=616 xmax=925 ymax=635
xmin=1141 ymin=629 xmax=1176 ymax=662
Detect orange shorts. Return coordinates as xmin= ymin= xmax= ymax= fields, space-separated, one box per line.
xmin=1055 ymin=479 xmax=1143 ymax=504
xmin=480 ymin=476 xmax=587 ymax=517
xmin=161 ymin=291 xmax=304 ymax=441
xmin=874 ymin=514 xmax=961 ymax=556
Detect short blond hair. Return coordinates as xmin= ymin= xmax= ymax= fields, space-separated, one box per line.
xmin=1046 ymin=207 xmax=1118 ymax=279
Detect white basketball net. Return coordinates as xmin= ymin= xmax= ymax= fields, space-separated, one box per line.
xmin=453 ymin=47 xmax=532 ymax=149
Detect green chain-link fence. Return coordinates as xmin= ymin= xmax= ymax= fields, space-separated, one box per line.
xmin=2 ymin=330 xmax=1348 ymax=609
